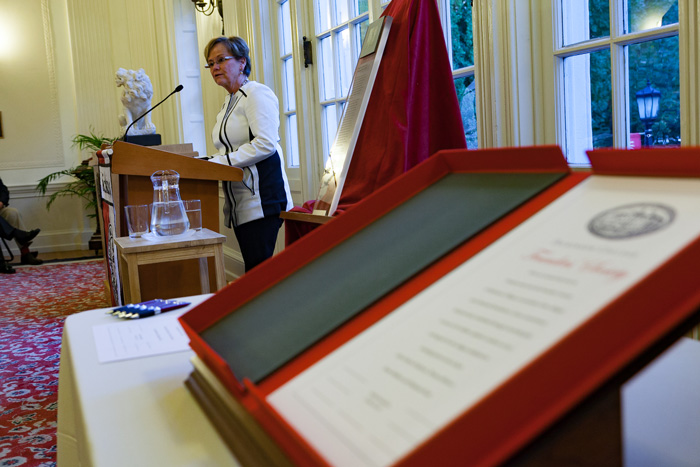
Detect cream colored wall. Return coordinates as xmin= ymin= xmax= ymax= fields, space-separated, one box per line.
xmin=0 ymin=0 xmax=91 ymax=253
xmin=67 ymin=0 xmax=182 ymax=145
xmin=0 ymin=0 xmax=185 ymax=255
xmin=0 ymin=0 xmax=68 ymax=184
xmin=0 ymin=0 xmax=282 ymax=275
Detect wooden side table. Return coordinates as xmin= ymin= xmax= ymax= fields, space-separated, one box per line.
xmin=115 ymin=228 xmax=226 ymax=303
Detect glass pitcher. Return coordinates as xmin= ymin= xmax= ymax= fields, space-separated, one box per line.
xmin=150 ymin=169 xmax=190 ymax=236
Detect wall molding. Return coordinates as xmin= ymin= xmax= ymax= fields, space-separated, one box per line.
xmin=222 ymin=244 xmax=244 ymax=282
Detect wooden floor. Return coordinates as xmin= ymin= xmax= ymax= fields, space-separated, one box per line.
xmin=37 ymin=250 xmax=103 ymax=262
xmin=4 ymin=249 xmax=101 ymax=263
xmin=10 ymin=250 xmax=102 ymax=265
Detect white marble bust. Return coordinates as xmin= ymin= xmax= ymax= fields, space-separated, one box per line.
xmin=116 ymin=68 xmax=156 ymax=135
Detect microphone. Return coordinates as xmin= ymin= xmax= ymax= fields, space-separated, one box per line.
xmin=123 ymin=84 xmax=184 ymax=142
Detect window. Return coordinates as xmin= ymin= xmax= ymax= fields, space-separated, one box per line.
xmin=259 ymin=0 xmax=476 ymax=202
xmin=555 ymin=0 xmax=680 ymax=164
xmin=314 ymin=0 xmax=371 ymax=163
xmin=444 ymin=0 xmax=477 ymax=148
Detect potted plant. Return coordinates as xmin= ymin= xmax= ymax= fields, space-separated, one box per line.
xmin=36 ymin=130 xmax=116 ymax=252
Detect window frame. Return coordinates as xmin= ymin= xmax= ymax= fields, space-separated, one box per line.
xmin=290 ymin=0 xmax=385 ymax=201
xmin=277 ymin=0 xmax=300 ymax=168
xmin=551 ymin=0 xmax=680 ymax=164
xmin=234 ymin=0 xmax=700 ymax=208
xmin=250 ymin=0 xmax=482 ymax=202
xmin=312 ymin=1 xmax=372 ymax=165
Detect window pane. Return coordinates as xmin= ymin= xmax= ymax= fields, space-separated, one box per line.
xmin=323 ymin=104 xmax=339 ymax=162
xmin=454 ymin=75 xmax=478 ymax=149
xmin=335 ymin=0 xmax=349 ymax=25
xmin=319 ymin=36 xmax=335 ymax=100
xmin=281 ymin=0 xmax=292 ymax=56
xmin=316 ymin=0 xmax=331 ymax=33
xmin=355 ymin=18 xmax=369 ymax=52
xmin=563 ymin=48 xmax=612 ymax=164
xmin=561 ymin=0 xmax=609 ymax=47
xmin=355 ymin=0 xmax=369 ymax=16
xmin=336 ymin=28 xmax=352 ymax=97
xmin=589 ymin=48 xmax=612 ymax=152
xmin=626 ymin=0 xmax=678 ymax=34
xmin=449 ymin=0 xmax=474 ymax=69
xmin=628 ymin=36 xmax=680 ymax=148
xmin=284 ymin=58 xmax=295 ymax=112
xmin=287 ymin=114 xmax=299 ymax=167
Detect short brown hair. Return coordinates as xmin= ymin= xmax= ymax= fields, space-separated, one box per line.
xmin=204 ymin=36 xmax=252 ymax=76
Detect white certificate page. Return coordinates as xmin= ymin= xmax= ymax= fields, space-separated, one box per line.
xmin=268 ymin=175 xmax=700 ymax=467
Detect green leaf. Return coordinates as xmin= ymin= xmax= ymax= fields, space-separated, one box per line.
xmin=36 ymin=130 xmax=117 ymax=216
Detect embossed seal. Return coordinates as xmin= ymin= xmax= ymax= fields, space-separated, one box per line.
xmin=588 ymin=203 xmax=675 ymax=239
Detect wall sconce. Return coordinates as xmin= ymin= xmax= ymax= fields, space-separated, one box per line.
xmin=191 ymin=0 xmax=223 ymax=18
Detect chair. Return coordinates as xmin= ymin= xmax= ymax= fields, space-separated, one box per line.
xmin=0 ymin=237 xmax=14 ymax=263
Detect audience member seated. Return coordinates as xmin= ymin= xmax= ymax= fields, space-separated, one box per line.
xmin=0 ymin=178 xmax=43 ymax=265
xmin=0 ymin=216 xmax=40 ymax=274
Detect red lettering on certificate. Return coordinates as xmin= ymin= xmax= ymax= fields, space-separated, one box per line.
xmin=580 ymin=261 xmax=627 ymax=280
xmin=525 ymin=249 xmax=574 ymax=268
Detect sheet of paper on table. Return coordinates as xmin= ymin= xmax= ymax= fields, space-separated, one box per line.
xmin=93 ymin=315 xmax=190 ymax=363
xmin=268 ymin=175 xmax=700 ymax=467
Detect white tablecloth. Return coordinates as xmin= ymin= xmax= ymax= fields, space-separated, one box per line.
xmin=56 ymin=294 xmax=238 ymax=467
xmin=56 ymin=291 xmax=700 ymax=467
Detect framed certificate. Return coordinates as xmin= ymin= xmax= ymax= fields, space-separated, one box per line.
xmin=181 ymin=146 xmax=700 ymax=466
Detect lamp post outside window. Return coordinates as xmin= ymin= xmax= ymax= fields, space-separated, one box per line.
xmin=635 ymin=80 xmax=661 ymax=147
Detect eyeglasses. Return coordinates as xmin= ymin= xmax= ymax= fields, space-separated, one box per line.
xmin=205 ymin=56 xmax=235 ymax=69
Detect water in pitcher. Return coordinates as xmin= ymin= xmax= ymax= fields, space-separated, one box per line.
xmin=150 ymin=170 xmax=190 ymax=236
xmin=151 ymin=201 xmax=190 ymax=236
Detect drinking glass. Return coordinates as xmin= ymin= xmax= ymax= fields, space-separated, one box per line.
xmin=124 ymin=204 xmax=150 ymax=238
xmin=183 ymin=199 xmax=202 ymax=231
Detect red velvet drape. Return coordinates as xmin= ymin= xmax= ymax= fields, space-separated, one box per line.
xmin=286 ymin=0 xmax=466 ymax=244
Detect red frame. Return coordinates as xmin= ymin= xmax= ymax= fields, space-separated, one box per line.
xmin=180 ymin=146 xmax=700 ymax=466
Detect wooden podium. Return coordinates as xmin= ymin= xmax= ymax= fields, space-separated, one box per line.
xmin=101 ymin=141 xmax=242 ymax=303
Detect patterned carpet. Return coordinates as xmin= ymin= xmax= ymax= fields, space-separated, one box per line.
xmin=0 ymin=260 xmax=109 ymax=467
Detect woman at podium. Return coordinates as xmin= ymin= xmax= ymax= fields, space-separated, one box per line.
xmin=198 ymin=36 xmax=293 ymax=272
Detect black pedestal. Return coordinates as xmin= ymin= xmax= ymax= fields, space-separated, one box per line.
xmin=124 ymin=134 xmax=162 ymax=146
